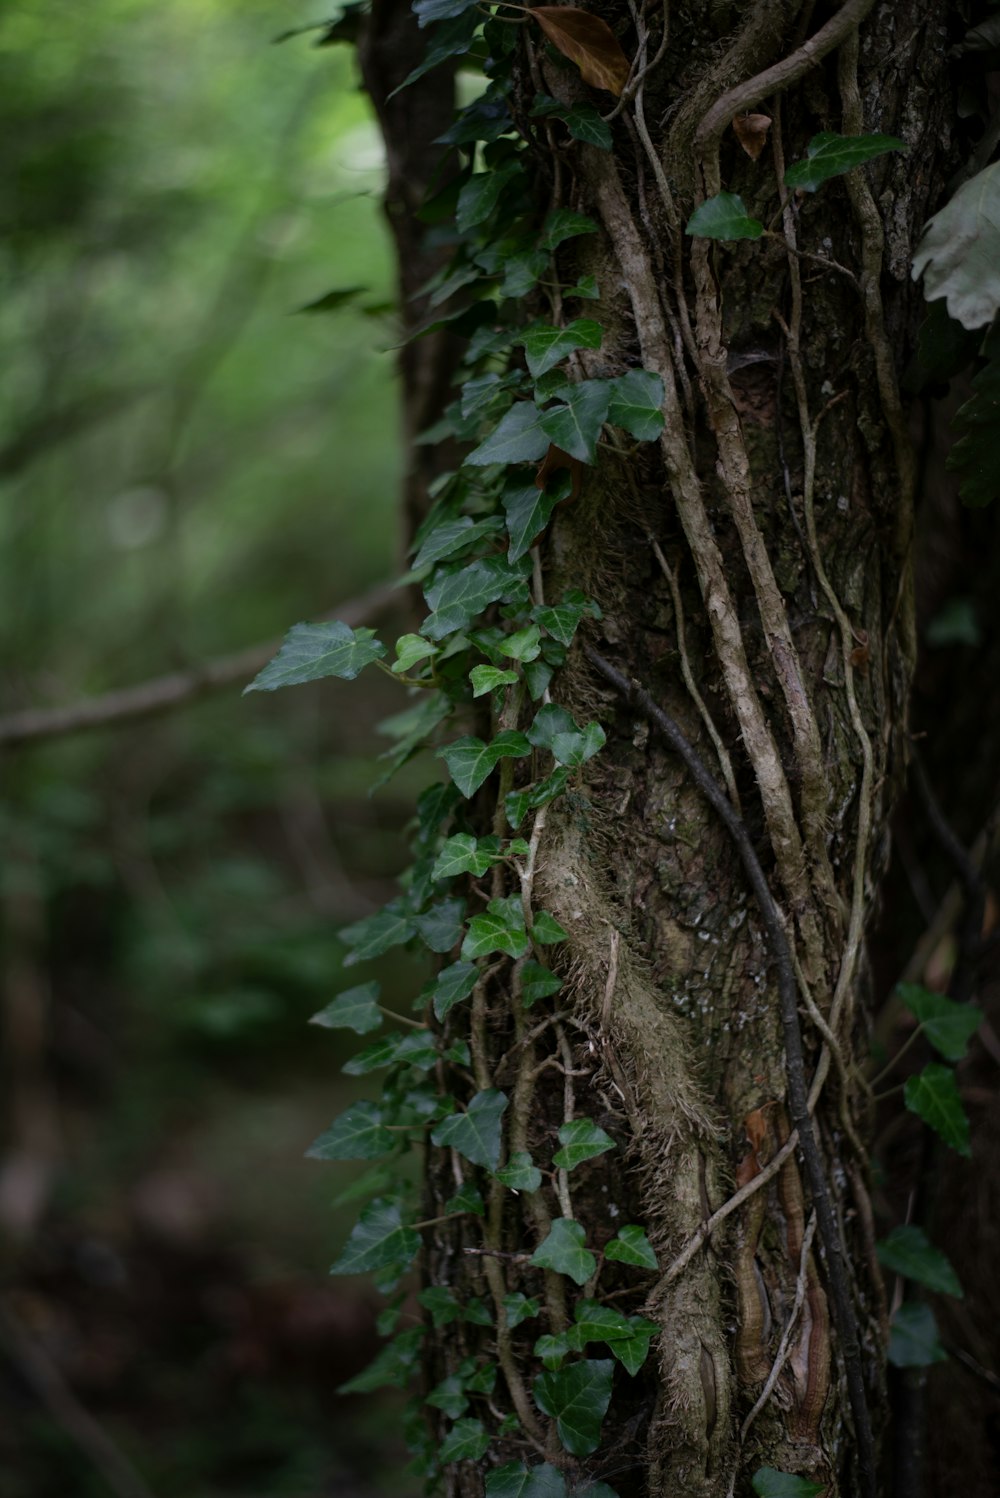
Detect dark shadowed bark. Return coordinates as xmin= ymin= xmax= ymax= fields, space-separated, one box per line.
xmin=363 ymin=3 xmax=956 ymax=1494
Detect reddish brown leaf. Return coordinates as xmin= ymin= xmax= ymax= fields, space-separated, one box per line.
xmin=732 ymin=113 xmax=772 ymax=161
xmin=849 ymin=628 xmax=870 ymax=675
xmin=530 ymin=7 xmax=630 ymax=97
xmin=735 ymin=1104 xmax=774 ymax=1188
xmin=535 ymin=443 xmax=584 ymax=501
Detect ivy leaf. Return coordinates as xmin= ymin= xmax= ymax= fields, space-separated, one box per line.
xmin=392 ymin=634 xmax=439 ymax=674
xmin=423 ymin=556 xmax=526 ymax=639
xmin=307 ymin=1101 xmax=393 ymax=1161
xmin=503 ymin=484 xmax=562 ymax=564
xmin=538 ymin=381 xmax=612 ymax=464
xmin=329 ymin=1198 xmax=421 ymax=1276
xmin=896 ymin=983 xmax=983 ymax=1061
xmin=604 ymin=1224 xmax=657 ymax=1269
xmin=413 ymin=516 xmax=503 ymax=569
xmin=503 ymin=623 xmax=544 ymax=661
xmin=530 ymin=705 xmax=606 ymax=768
xmin=521 ymin=960 xmax=563 ymax=1007
xmin=246 ymin=621 xmax=386 ymax=692
xmin=751 ymin=1471 xmax=825 ymax=1498
xmin=310 ymin=981 xmax=382 ymax=1034
xmin=912 ymin=162 xmax=1000 ymax=330
xmin=530 ymin=1218 xmax=597 ymax=1286
xmin=784 ymin=130 xmax=905 ymax=192
xmin=539 ymin=208 xmax=599 ymax=252
xmin=532 ymin=1358 xmax=615 ymax=1456
xmin=533 ymin=590 xmax=602 ymax=646
xmin=342 ymin=1028 xmax=438 ymax=1076
xmin=439 ymin=1417 xmax=491 ymax=1463
xmin=495 ymin=1150 xmax=543 ymax=1191
xmin=522 ymin=320 xmax=603 ymax=378
xmin=486 ymin=1463 xmax=567 ymax=1498
xmin=465 ymin=401 xmax=552 ymax=467
xmin=393 ymin=10 xmax=479 ymax=94
xmin=562 ymin=104 xmax=614 ymax=151
xmin=426 ymin=1374 xmax=469 ymax=1419
xmin=502 ymin=1293 xmax=540 ymax=1329
xmin=610 ymin=1319 xmax=658 ymax=1376
xmin=338 ymin=1328 xmax=424 ymax=1393
xmin=904 ymin=1063 xmax=971 ymax=1156
xmin=471 ymin=664 xmax=519 ymax=697
xmin=887 ymin=1302 xmax=948 ymax=1368
xmin=876 ymin=1225 xmax=963 ymax=1297
xmin=535 ymin=1332 xmax=570 ymax=1370
xmin=413 ymin=0 xmax=478 ymax=23
xmin=418 ymin=1285 xmax=463 ymax=1327
xmin=606 ymin=370 xmax=665 ymax=441
xmin=505 ymin=767 xmax=571 ymax=831
xmin=341 ymin=900 xmax=415 ymax=965
xmin=567 ymin=1300 xmax=634 ymax=1347
xmin=553 ymin=1119 xmax=616 ymax=1170
xmin=445 ymin=1181 xmax=485 ymax=1217
xmin=439 ymin=730 xmax=532 ymax=797
xmin=457 ymin=161 xmax=523 ymax=232
xmin=413 ymin=897 xmax=466 ymax=954
xmin=431 ymin=1088 xmax=509 ymax=1170
xmin=465 ymin=1359 xmax=498 ymax=1390
xmin=530 ymin=8 xmax=630 ymax=96
xmin=531 ymin=911 xmax=569 ymax=945
xmin=463 ymin=907 xmax=531 ymax=960
xmin=431 ymin=960 xmax=479 ymax=1020
xmin=566 ymin=273 xmax=599 ymax=299
xmin=685 ymin=192 xmax=763 ymax=241
xmin=432 ymin=834 xmax=503 ymax=881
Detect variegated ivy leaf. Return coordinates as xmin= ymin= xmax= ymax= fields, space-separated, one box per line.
xmin=245 ymin=621 xmax=386 ymax=692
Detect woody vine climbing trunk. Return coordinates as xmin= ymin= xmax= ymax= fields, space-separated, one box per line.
xmin=357 ymin=2 xmax=952 ymax=1495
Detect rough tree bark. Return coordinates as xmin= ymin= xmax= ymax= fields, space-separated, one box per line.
xmin=360 ymin=3 xmax=955 ymax=1494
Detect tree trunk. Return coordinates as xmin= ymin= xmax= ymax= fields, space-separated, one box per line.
xmin=362 ymin=4 xmax=954 ymax=1494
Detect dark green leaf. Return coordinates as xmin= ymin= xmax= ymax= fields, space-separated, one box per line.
xmin=876 ymin=1225 xmax=963 ymax=1297
xmin=531 ymin=911 xmax=569 ymax=945
xmin=505 ymin=768 xmax=571 ymax=831
xmin=465 ymin=1360 xmax=498 ymax=1392
xmin=500 ymin=249 xmax=551 ymax=298
xmin=503 ymin=622 xmax=545 ymax=661
xmin=432 ymin=960 xmax=479 ymax=1021
xmin=610 ymin=1324 xmax=656 ymax=1376
xmin=466 ymin=401 xmax=552 ymax=467
xmin=246 ymin=621 xmax=386 ymax=692
xmin=486 ymin=1463 xmax=567 ymax=1498
xmin=307 ymin=1101 xmax=393 ymax=1162
xmin=296 ymin=287 xmax=366 ymax=313
xmin=553 ymin=1119 xmax=616 ymax=1170
xmin=465 ymin=1296 xmax=493 ymax=1326
xmin=606 ymin=370 xmax=665 ymax=441
xmin=521 ymin=961 xmax=563 ymax=1007
xmin=341 ymin=901 xmax=416 ymax=965
xmin=503 ymin=484 xmax=562 ymax=564
xmin=342 ymin=1028 xmax=438 ymax=1076
xmin=562 ymin=105 xmax=613 ymax=151
xmin=445 ymin=1181 xmax=485 ymax=1217
xmin=566 ymin=1300 xmax=634 ymax=1348
xmin=431 ymin=1088 xmax=509 ymax=1170
xmin=534 ymin=1332 xmax=569 ymax=1370
xmin=424 ymin=556 xmax=526 ymax=639
xmin=532 ymin=590 xmax=602 ymax=646
xmin=414 ymin=0 xmax=478 ymax=24
xmin=896 ymin=983 xmax=983 ymax=1061
xmin=502 ymin=1293 xmax=540 ymax=1329
xmin=463 ymin=908 xmax=531 ymax=960
xmin=495 ymin=1150 xmax=543 ymax=1191
xmin=419 ymin=1285 xmax=463 ymax=1327
xmin=392 ymin=10 xmax=480 ymax=94
xmin=413 ymin=897 xmax=466 ymax=954
xmin=310 ymin=981 xmax=382 ymax=1034
xmin=685 ymin=192 xmax=763 ymax=241
xmin=751 ymin=1470 xmax=824 ymax=1498
xmin=522 ymin=320 xmax=603 ymax=378
xmin=538 ymin=381 xmax=611 ymax=463
xmin=338 ymin=1329 xmax=423 ymax=1393
xmin=439 ymin=730 xmax=531 ymax=797
xmin=329 ymin=1198 xmax=421 ymax=1276
xmin=432 ymin=834 xmax=503 ymax=881
xmin=439 ymin=1417 xmax=491 ymax=1463
xmin=426 ymin=1374 xmax=469 ymax=1419
xmin=539 ymin=209 xmax=599 ymax=252
xmin=887 ymin=1302 xmax=948 ymax=1368
xmin=413 ymin=516 xmax=503 ymax=570
xmin=530 ymin=1218 xmax=597 ymax=1286
xmin=604 ymin=1224 xmax=657 ymax=1269
xmin=904 ymin=1063 xmax=971 ymax=1156
xmin=533 ymin=1359 xmax=614 ymax=1456
xmin=457 ymin=161 xmax=522 ymax=232
xmin=784 ymin=131 xmax=905 ymax=192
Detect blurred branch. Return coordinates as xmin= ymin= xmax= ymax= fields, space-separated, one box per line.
xmin=0 ymin=581 xmax=396 ymax=749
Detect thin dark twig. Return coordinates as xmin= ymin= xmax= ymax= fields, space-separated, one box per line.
xmin=584 ymin=643 xmax=877 ymax=1498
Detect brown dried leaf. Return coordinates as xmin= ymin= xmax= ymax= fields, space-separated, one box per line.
xmin=530 ymin=7 xmax=630 ymax=97
xmin=535 ymin=443 xmax=584 ymax=501
xmin=732 ymin=112 xmax=772 ymax=161
xmin=849 ymin=628 xmax=870 ymax=676
xmin=735 ymin=1104 xmax=774 ymax=1188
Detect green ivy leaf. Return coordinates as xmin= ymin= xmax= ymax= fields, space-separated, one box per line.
xmin=413 ymin=896 xmax=466 ymax=953
xmin=471 ymin=664 xmax=519 ymax=696
xmin=310 ymin=981 xmax=382 ymax=1034
xmin=418 ymin=1285 xmax=463 ymax=1327
xmin=751 ymin=1470 xmax=825 ymax=1498
xmin=531 ymin=910 xmax=569 ymax=946
xmin=539 ymin=208 xmax=599 ymax=252
xmin=610 ymin=1319 xmax=658 ymax=1375
xmin=876 ymin=1225 xmax=963 ymax=1297
xmin=562 ymin=104 xmax=614 ymax=151
xmin=431 ymin=1088 xmax=509 ymax=1170
xmin=606 ymin=370 xmax=666 ymax=441
xmin=464 ymin=1360 xmax=498 ymax=1392
xmin=533 ymin=1358 xmax=614 ymax=1456
xmin=904 ymin=1063 xmax=971 ymax=1156
xmin=530 ymin=1218 xmax=597 ymax=1285
xmin=332 ymin=1164 xmax=396 ymax=1207
xmin=534 ymin=1332 xmax=570 ymax=1370
xmin=338 ymin=1328 xmax=424 ymax=1393
xmin=532 ymin=590 xmax=602 ymax=646
xmin=495 ymin=1150 xmax=543 ymax=1191
xmin=246 ymin=621 xmax=386 ymax=692
xmin=784 ymin=130 xmax=905 ymax=192
xmin=393 ymin=10 xmax=479 ymax=94
xmin=896 ymin=983 xmax=983 ymax=1061
xmin=466 ymin=401 xmax=551 ymax=466
xmin=307 ymin=1101 xmax=394 ymax=1161
xmin=504 ymin=622 xmax=545 ymax=661
xmin=341 ymin=901 xmax=416 ymax=965
xmin=391 ymin=633 xmax=439 ymax=675
xmin=342 ymin=1028 xmax=438 ymax=1076
xmin=887 ymin=1302 xmax=948 ymax=1368
xmin=553 ymin=1119 xmax=616 ymax=1170
xmin=502 ymin=1292 xmax=540 ymax=1329
xmin=486 ymin=1463 xmax=567 ymax=1498
xmin=414 ymin=0 xmax=479 ymax=24
xmin=424 ymin=556 xmax=526 ymax=639
xmin=566 ymin=1300 xmax=634 ymax=1348
xmin=505 ymin=768 xmax=571 ymax=830
xmin=456 ymin=161 xmax=523 ymax=232
xmin=529 ymin=704 xmax=607 ymax=768
xmin=521 ymin=960 xmax=563 ymax=1007
xmin=604 ymin=1224 xmax=657 ymax=1269
xmin=439 ymin=1416 xmax=491 ymax=1463
xmin=685 ymin=192 xmax=763 ymax=241
xmin=522 ymin=320 xmax=603 ymax=378
xmin=565 ymin=273 xmax=599 ymax=300
xmin=465 ymin=1297 xmax=493 ymax=1326
xmin=502 ymin=484 xmax=564 ymax=565
xmin=432 ymin=834 xmax=503 ymax=881
xmin=445 ymin=1181 xmax=485 ymax=1217
xmin=439 ymin=730 xmax=532 ymax=797
xmin=538 ymin=380 xmax=611 ymax=463
xmin=426 ymin=1374 xmax=469 ymax=1419
xmin=463 ymin=907 xmax=531 ymax=960
xmin=329 ymin=1198 xmax=421 ymax=1276
xmin=431 ymin=960 xmax=479 ymax=1020
xmin=413 ymin=516 xmax=504 ymax=569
